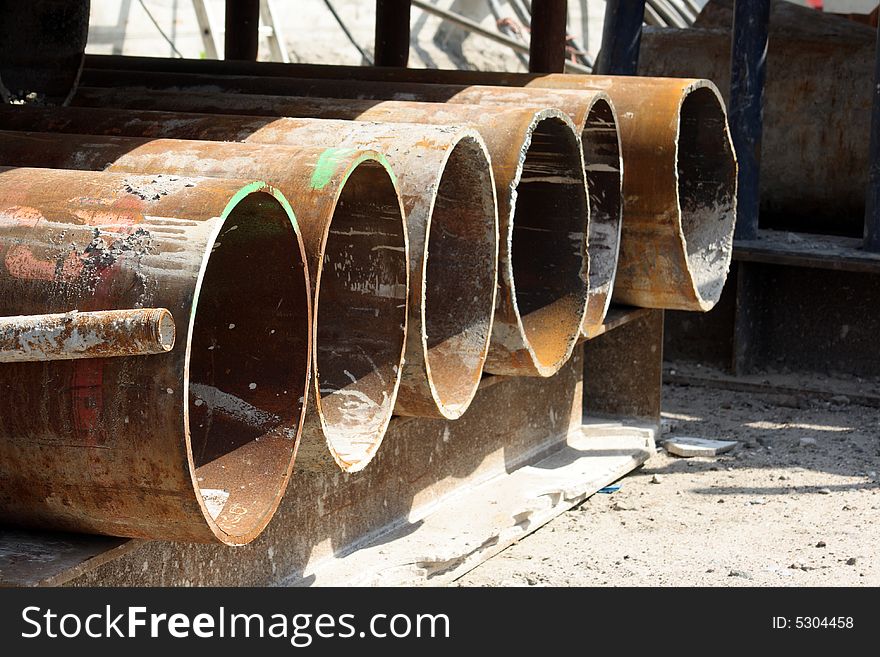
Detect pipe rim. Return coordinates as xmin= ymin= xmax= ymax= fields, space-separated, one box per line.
xmin=184 ymin=181 xmax=311 ymax=545
xmin=312 ymin=153 xmax=409 ymax=472
xmin=505 ymin=110 xmax=590 ymax=377
xmin=419 ymin=131 xmax=498 ymax=419
xmin=580 ymin=93 xmax=623 ymax=330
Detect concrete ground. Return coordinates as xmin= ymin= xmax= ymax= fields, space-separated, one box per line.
xmin=458 ymin=376 xmax=880 ymax=586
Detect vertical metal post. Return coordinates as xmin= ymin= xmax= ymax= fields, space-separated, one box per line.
xmin=529 ymin=0 xmax=568 ymax=73
xmin=374 ymin=0 xmax=411 ymax=67
xmin=594 ymin=0 xmax=646 ymax=75
xmin=864 ymin=22 xmax=880 ymax=251
xmin=225 ymin=0 xmax=260 ymax=60
xmin=729 ymin=0 xmax=770 ymax=241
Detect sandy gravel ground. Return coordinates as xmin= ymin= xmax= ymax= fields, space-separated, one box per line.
xmin=458 ymin=379 xmax=880 ymax=586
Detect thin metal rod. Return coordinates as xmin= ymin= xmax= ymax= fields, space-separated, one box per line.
xmin=595 ymin=0 xmax=646 ymax=75
xmin=410 ymin=0 xmax=590 ymax=74
xmin=865 ymin=20 xmax=880 ymax=251
xmin=529 ymin=0 xmax=568 ymax=73
xmin=225 ymin=0 xmax=260 ymax=60
xmin=729 ymin=0 xmax=770 ymax=241
xmin=0 ymin=308 xmax=175 ymax=362
xmin=374 ymin=0 xmax=411 ymax=67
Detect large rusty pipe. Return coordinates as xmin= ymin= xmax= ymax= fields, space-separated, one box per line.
xmin=0 ymin=122 xmax=495 ymax=421
xmin=0 ymin=308 xmax=175 ymax=362
xmin=15 ymin=100 xmax=589 ymax=376
xmin=0 ymin=132 xmax=410 ymax=470
xmin=78 ymin=64 xmax=735 ymax=310
xmin=75 ymin=71 xmax=616 ymax=327
xmin=0 ymin=169 xmax=310 ymax=543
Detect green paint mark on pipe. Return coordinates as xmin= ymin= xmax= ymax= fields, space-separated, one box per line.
xmin=310 ymin=148 xmax=359 ymax=190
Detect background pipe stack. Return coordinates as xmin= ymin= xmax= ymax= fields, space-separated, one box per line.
xmin=74 ymin=65 xmax=734 ymax=312
xmin=0 ymin=120 xmax=498 ymax=421
xmin=3 ymin=101 xmax=591 ymax=378
xmin=0 ymin=170 xmax=310 ymax=544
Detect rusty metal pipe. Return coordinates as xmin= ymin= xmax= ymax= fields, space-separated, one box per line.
xmin=520 ymin=77 xmax=737 ymax=311
xmin=0 ymin=122 xmax=495 ymax=421
xmin=0 ymin=131 xmax=409 ymax=469
xmin=77 ymin=64 xmax=735 ymax=310
xmin=0 ymin=169 xmax=310 ymax=543
xmin=72 ymin=73 xmax=618 ymax=325
xmin=12 ymin=99 xmax=589 ymax=377
xmin=57 ymin=99 xmax=592 ymax=368
xmin=0 ymin=308 xmax=175 ymax=362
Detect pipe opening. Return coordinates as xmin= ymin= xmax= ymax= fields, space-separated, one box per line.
xmin=511 ymin=116 xmax=589 ymax=372
xmin=423 ymin=136 xmax=496 ymax=416
xmin=677 ymin=86 xmax=737 ymax=307
xmin=188 ymin=190 xmax=310 ymax=540
xmin=316 ymin=160 xmax=407 ymax=469
xmin=581 ymin=98 xmax=622 ymax=327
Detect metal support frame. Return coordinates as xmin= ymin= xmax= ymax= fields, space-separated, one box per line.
xmin=224 ymin=0 xmax=260 ymax=60
xmin=528 ymin=0 xmax=568 ymax=73
xmin=729 ymin=0 xmax=770 ymax=241
xmin=594 ymin=0 xmax=646 ymax=75
xmin=374 ymin=0 xmax=411 ymax=67
xmin=865 ymin=22 xmax=880 ymax=251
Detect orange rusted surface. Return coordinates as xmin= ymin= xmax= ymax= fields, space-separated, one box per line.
xmin=0 ymin=168 xmax=310 ymax=544
xmin=0 ymin=307 xmax=174 ymax=362
xmin=0 ymin=130 xmax=409 ymax=471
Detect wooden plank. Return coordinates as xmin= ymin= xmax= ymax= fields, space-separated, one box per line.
xmin=664 ymin=362 xmax=880 ymax=408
